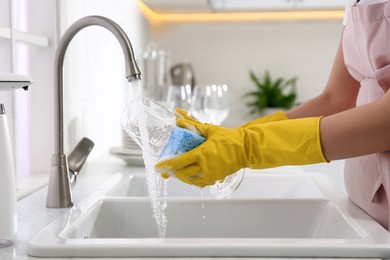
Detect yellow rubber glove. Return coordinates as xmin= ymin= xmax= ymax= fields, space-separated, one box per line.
xmin=239 ymin=111 xmax=289 ymax=127
xmin=155 ymin=114 xmax=328 ymax=188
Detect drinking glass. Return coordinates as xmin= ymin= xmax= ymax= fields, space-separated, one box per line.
xmin=142 ymin=43 xmax=171 ymax=103
xmin=166 ymin=84 xmax=193 ymax=110
xmin=121 ymin=97 xmax=244 ymax=199
xmin=120 ymin=97 xmax=179 ymax=160
xmin=190 ymin=85 xmax=210 ymax=123
xmin=191 ymin=84 xmax=229 ymax=125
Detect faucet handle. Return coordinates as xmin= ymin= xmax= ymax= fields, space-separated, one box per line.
xmin=46 ymin=138 xmax=94 ymax=208
xmin=68 ymin=137 xmax=94 ymax=185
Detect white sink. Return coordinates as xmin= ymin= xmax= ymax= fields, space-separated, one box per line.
xmin=107 ymin=172 xmax=324 ymax=198
xmin=28 ymin=171 xmax=390 ymax=258
xmin=64 ymin=198 xmax=361 ymax=239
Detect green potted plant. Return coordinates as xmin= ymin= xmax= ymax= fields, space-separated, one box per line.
xmin=245 ymin=70 xmax=298 ymax=115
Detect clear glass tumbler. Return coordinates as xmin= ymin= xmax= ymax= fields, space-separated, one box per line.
xmin=120 ymin=97 xmax=244 ymax=199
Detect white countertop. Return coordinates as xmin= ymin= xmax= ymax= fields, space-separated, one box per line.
xmin=0 ymin=156 xmax=382 ymax=260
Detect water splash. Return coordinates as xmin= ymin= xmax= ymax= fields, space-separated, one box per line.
xmin=199 ymin=189 xmax=206 ymax=220
xmin=128 ymin=80 xmax=168 ymax=238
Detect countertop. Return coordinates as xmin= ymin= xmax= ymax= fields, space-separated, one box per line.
xmin=0 ymin=156 xmax=382 ymax=260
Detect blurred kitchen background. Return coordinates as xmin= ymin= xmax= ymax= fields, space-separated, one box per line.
xmin=0 ymin=0 xmax=346 ymax=192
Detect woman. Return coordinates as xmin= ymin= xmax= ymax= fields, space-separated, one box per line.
xmin=156 ymin=0 xmax=390 ymax=230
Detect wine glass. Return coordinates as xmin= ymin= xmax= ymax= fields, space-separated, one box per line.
xmin=166 ymin=84 xmax=192 ymax=110
xmin=204 ymin=84 xmax=229 ymax=125
xmin=191 ymin=84 xmax=244 ymax=198
xmin=190 ymin=85 xmax=210 ymax=123
xmin=191 ymin=84 xmax=229 ymax=125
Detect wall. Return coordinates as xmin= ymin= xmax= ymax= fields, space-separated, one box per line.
xmin=151 ymin=20 xmax=343 ymax=127
xmin=150 ymin=18 xmax=346 ymax=192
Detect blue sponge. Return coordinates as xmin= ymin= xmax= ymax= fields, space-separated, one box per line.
xmin=158 ymin=126 xmax=206 ymax=161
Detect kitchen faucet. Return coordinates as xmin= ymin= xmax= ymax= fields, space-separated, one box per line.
xmin=46 ymin=16 xmax=142 ymax=208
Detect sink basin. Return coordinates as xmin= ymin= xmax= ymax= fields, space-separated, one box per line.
xmin=28 ymin=171 xmax=390 ymax=258
xmin=64 ymin=198 xmax=360 ymax=239
xmin=107 ymin=172 xmax=324 ymax=198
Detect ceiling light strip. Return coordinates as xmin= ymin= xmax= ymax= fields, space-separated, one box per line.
xmin=137 ymin=1 xmax=344 ymax=23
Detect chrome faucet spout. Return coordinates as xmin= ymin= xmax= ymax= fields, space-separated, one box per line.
xmin=54 ymin=15 xmax=141 ymax=155
xmin=46 ymin=15 xmax=142 ymax=208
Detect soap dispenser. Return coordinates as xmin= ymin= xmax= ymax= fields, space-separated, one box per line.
xmin=0 ymin=72 xmax=33 ymax=247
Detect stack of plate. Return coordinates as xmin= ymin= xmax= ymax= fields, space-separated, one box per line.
xmin=109 ymin=131 xmax=144 ymax=166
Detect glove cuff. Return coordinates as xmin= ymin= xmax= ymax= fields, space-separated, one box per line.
xmin=245 ymin=117 xmax=328 ymax=169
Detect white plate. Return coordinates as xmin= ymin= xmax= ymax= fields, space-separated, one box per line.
xmin=110 ymin=146 xmax=142 ymax=155
xmin=110 ymin=147 xmax=144 ymax=166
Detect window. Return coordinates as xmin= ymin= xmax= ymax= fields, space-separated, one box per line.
xmin=0 ymin=0 xmax=54 ymax=185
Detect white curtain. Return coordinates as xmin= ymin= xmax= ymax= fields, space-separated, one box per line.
xmin=0 ymin=0 xmax=56 ymax=178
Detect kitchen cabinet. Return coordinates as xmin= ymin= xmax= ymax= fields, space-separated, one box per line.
xmin=211 ymin=0 xmax=297 ymax=11
xmin=294 ymin=0 xmax=345 ymax=10
xmin=141 ymin=0 xmax=345 ymax=13
xmin=141 ymin=0 xmax=210 ymax=13
xmin=210 ymin=0 xmax=346 ymax=11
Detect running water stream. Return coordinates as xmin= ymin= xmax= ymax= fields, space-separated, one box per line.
xmin=126 ymin=80 xmax=213 ymax=238
xmin=129 ymin=80 xmax=168 ymax=238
